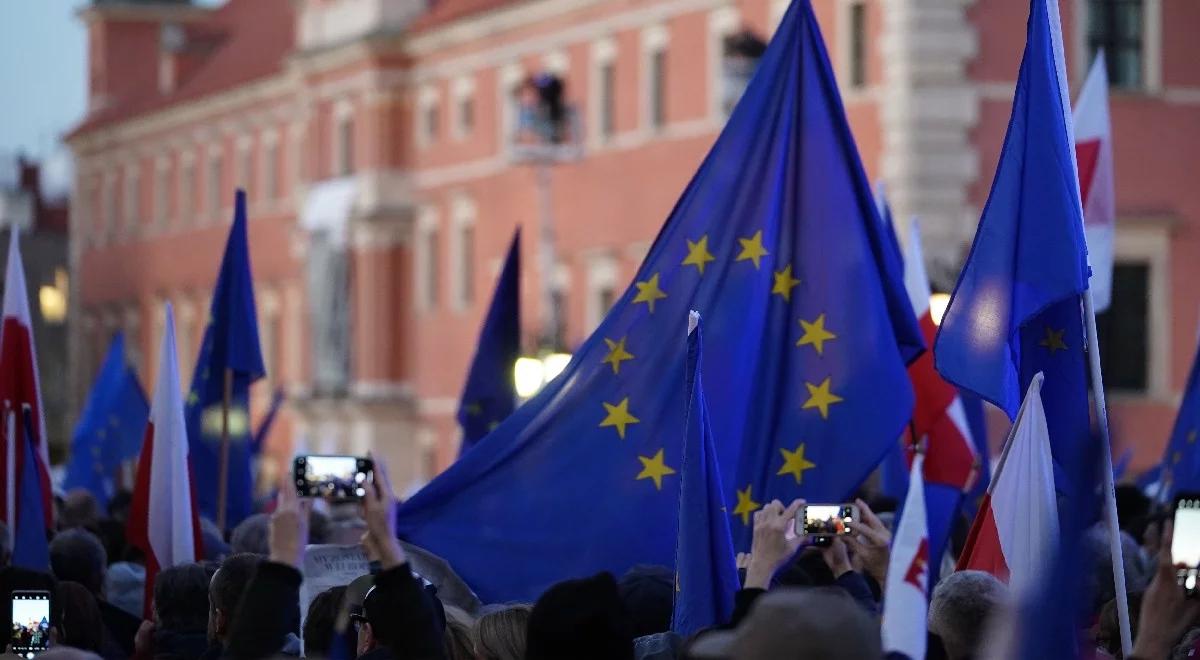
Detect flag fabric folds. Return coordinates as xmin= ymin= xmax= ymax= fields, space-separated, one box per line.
xmin=251 ymin=387 xmax=285 ymax=457
xmin=882 ymin=453 xmax=929 ymax=660
xmin=457 ymin=229 xmax=521 ymax=455
xmin=672 ymin=312 xmax=739 ymax=636
xmin=958 ymin=373 xmax=1059 ymax=597
xmin=1073 ymin=51 xmax=1116 ymax=313
xmin=396 ymin=0 xmax=917 ymax=602
xmin=933 ymin=0 xmax=1091 ymax=496
xmin=129 ymin=304 xmax=204 ymax=619
xmin=0 ymin=230 xmax=52 ymax=530
xmin=185 ymin=189 xmax=265 ymax=528
xmin=63 ymin=332 xmax=150 ymax=506
xmin=1155 ymin=335 xmax=1200 ymax=497
xmin=12 ymin=407 xmax=50 ymax=573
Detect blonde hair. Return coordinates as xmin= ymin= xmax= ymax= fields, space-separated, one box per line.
xmin=474 ymin=605 xmax=533 ymax=660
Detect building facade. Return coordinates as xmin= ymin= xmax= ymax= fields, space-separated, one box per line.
xmin=66 ymin=0 xmax=1200 ymax=491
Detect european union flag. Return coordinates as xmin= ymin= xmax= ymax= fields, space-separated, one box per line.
xmin=457 ymin=229 xmax=521 ymax=455
xmin=396 ymin=0 xmax=917 ymax=602
xmin=934 ymin=0 xmax=1092 ymax=495
xmin=186 ymin=190 xmax=265 ymax=529
xmin=672 ymin=313 xmax=738 ymax=635
xmin=13 ymin=407 xmax=49 ymax=572
xmin=1154 ymin=335 xmax=1200 ymax=497
xmin=63 ymin=332 xmax=149 ymax=506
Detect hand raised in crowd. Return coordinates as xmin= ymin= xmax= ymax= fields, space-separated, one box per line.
xmin=846 ymin=498 xmax=891 ymax=584
xmin=744 ymin=499 xmax=805 ymax=590
xmin=269 ymin=481 xmax=312 ymax=568
xmin=821 ymin=536 xmax=854 ymax=579
xmin=1130 ymin=520 xmax=1200 ymax=660
xmin=361 ymin=454 xmax=407 ymax=570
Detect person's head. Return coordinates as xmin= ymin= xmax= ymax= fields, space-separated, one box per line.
xmin=58 ymin=490 xmax=101 ymax=533
xmin=352 ymin=578 xmax=446 ymax=658
xmin=443 ymin=617 xmax=474 ymax=660
xmin=55 ymin=581 xmax=103 ymax=652
xmin=207 ymin=553 xmax=263 ymax=643
xmin=687 ymin=587 xmax=880 ymax=659
xmin=526 ymin=573 xmax=633 ymax=660
xmin=1115 ymin=485 xmax=1151 ymax=537
xmin=474 ymin=604 xmax=530 ymax=660
xmin=303 ymin=586 xmax=349 ymax=659
xmin=48 ymin=529 xmax=108 ymax=596
xmin=229 ymin=514 xmax=270 ymax=556
xmin=928 ymin=570 xmax=1010 ymax=660
xmin=155 ymin=563 xmax=212 ymax=633
xmin=107 ymin=491 xmax=133 ymax=523
xmin=1086 ymin=526 xmax=1152 ymax=614
xmin=617 ymin=565 xmax=673 ymax=638
xmin=1097 ymin=591 xmax=1143 ymax=659
xmin=0 ymin=520 xmax=11 ymax=567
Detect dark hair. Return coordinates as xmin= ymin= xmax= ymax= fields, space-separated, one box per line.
xmin=58 ymin=490 xmax=101 ymax=533
xmin=617 ymin=565 xmax=672 ymax=638
xmin=49 ymin=529 xmax=108 ymax=595
xmin=209 ymin=553 xmax=263 ymax=615
xmin=56 ymin=581 xmax=103 ymax=652
xmin=229 ymin=515 xmax=270 ymax=556
xmin=303 ymin=586 xmax=349 ymax=658
xmin=526 ymin=573 xmax=634 ymax=660
xmin=155 ymin=563 xmax=211 ymax=632
xmin=475 ymin=605 xmax=530 ymax=660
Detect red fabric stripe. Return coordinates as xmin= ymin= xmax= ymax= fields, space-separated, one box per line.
xmin=1075 ymin=139 xmax=1101 ymax=206
xmin=128 ymin=422 xmax=157 ymax=619
xmin=0 ymin=317 xmax=51 ymax=527
xmin=955 ymin=494 xmax=1011 ymax=581
xmin=907 ymin=314 xmax=977 ymax=490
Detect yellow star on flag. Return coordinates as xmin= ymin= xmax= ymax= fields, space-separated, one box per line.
xmin=777 ymin=442 xmax=817 ymax=484
xmin=187 ymin=390 xmax=200 ymax=406
xmin=732 ymin=485 xmax=761 ymax=526
xmin=599 ymin=397 xmax=640 ymax=439
xmin=636 ymin=449 xmax=676 ymax=490
xmin=682 ymin=236 xmax=717 ymax=275
xmin=487 ymin=421 xmax=500 ymax=432
xmin=772 ymin=264 xmax=801 ymax=302
xmin=632 ymin=273 xmax=668 ymax=313
xmin=802 ymin=377 xmax=843 ymax=420
xmin=602 ymin=337 xmax=635 ymax=375
xmin=1039 ymin=326 xmax=1067 ymax=353
xmin=796 ymin=314 xmax=837 ymax=355
xmin=735 ymin=230 xmax=769 ymax=269
xmin=464 ymin=402 xmax=483 ymax=416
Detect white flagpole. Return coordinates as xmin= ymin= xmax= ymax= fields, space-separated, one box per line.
xmin=1083 ymin=288 xmax=1132 ymax=656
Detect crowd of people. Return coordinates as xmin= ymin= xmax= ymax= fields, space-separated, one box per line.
xmin=2 ymin=464 xmax=1199 ymax=660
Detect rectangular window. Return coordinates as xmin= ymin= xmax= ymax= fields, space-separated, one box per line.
xmin=459 ymin=223 xmax=475 ymax=306
xmin=179 ymin=159 xmax=193 ymax=225
xmin=337 ymin=117 xmax=355 ymax=176
xmin=721 ymin=31 xmax=767 ymax=118
xmin=207 ymin=155 xmax=223 ymax=218
xmin=650 ymin=49 xmax=667 ymax=130
xmin=849 ymin=2 xmax=867 ymax=88
xmin=1096 ymin=262 xmax=1149 ymax=391
xmin=459 ymin=97 xmax=475 ymax=136
xmin=424 ymin=104 xmax=440 ymax=144
xmin=239 ymin=146 xmax=252 ymax=190
xmin=264 ymin=141 xmax=279 ymax=201
xmin=600 ymin=62 xmax=616 ymax=139
xmin=154 ymin=164 xmax=168 ymax=226
xmin=1087 ymin=0 xmax=1143 ymax=89
xmin=124 ymin=167 xmax=139 ymax=229
xmin=103 ymin=179 xmax=116 ymax=235
xmin=423 ymin=227 xmax=440 ymax=309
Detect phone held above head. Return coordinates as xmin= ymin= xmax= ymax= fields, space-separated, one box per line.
xmin=293 ymin=455 xmax=375 ymax=502
xmin=795 ymin=503 xmax=859 ymax=548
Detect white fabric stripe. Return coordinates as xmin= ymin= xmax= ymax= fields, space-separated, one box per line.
xmin=903 ymin=219 xmax=932 ymax=316
xmin=1 ymin=232 xmax=47 ymax=469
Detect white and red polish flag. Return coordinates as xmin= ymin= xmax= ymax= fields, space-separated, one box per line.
xmin=882 ymin=453 xmax=930 ymax=660
xmin=1073 ymin=51 xmax=1116 ymax=312
xmin=903 ymin=219 xmax=978 ymax=491
xmin=128 ymin=303 xmax=203 ymax=618
xmin=957 ymin=373 xmax=1059 ymax=597
xmin=0 ymin=230 xmax=51 ymax=529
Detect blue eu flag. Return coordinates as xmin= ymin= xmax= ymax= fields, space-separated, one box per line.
xmin=1155 ymin=335 xmax=1200 ymax=497
xmin=63 ymin=332 xmax=149 ymax=506
xmin=934 ymin=0 xmax=1092 ymax=495
xmin=13 ymin=407 xmax=49 ymax=572
xmin=186 ymin=190 xmax=265 ymax=528
xmin=457 ymin=229 xmax=521 ymax=455
xmin=396 ymin=0 xmax=917 ymax=602
xmin=672 ymin=313 xmax=738 ymax=635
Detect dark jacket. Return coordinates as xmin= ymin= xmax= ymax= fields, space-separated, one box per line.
xmin=100 ymin=598 xmax=143 ymax=658
xmin=360 ymin=564 xmax=445 ymax=660
xmin=152 ymin=629 xmax=211 ymax=660
xmin=223 ymin=562 xmax=303 ymax=660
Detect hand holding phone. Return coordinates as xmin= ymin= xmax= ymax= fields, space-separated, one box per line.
xmin=293 ymin=455 xmax=374 ymax=501
xmin=10 ymin=590 xmax=50 ymax=658
xmin=795 ymin=503 xmax=858 ymax=547
xmin=1172 ymin=494 xmax=1200 ymax=595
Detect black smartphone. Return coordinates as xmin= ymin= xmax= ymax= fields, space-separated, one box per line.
xmin=10 ymin=590 xmax=51 ymax=658
xmin=795 ymin=503 xmax=858 ymax=547
xmin=294 ymin=455 xmax=374 ymax=501
xmin=1173 ymin=494 xmax=1200 ymax=595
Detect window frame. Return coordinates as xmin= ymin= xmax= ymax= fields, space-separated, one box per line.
xmin=1104 ymin=223 xmax=1171 ymax=400
xmin=641 ymin=24 xmax=670 ymax=134
xmin=450 ymin=194 xmax=477 ymax=311
xmin=590 ymin=37 xmax=618 ymax=146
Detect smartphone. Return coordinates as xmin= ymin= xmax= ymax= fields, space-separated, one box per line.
xmin=10 ymin=590 xmax=51 ymax=658
xmin=294 ymin=455 xmax=374 ymax=501
xmin=796 ymin=503 xmax=858 ymax=547
xmin=1173 ymin=494 xmax=1200 ymax=595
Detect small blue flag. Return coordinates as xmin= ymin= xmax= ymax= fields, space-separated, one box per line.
xmin=63 ymin=332 xmax=149 ymax=506
xmin=958 ymin=388 xmax=991 ymax=521
xmin=934 ymin=0 xmax=1092 ymax=495
xmin=1154 ymin=335 xmax=1200 ymax=498
xmin=251 ymin=387 xmax=285 ymax=458
xmin=457 ymin=229 xmax=521 ymax=455
xmin=13 ymin=407 xmax=49 ymax=572
xmin=396 ymin=0 xmax=917 ymax=602
xmin=672 ymin=313 xmax=738 ymax=635
xmin=186 ymin=189 xmax=265 ymax=528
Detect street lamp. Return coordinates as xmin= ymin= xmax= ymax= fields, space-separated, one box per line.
xmin=513 ymin=351 xmax=573 ymax=400
xmin=929 ymin=292 xmax=951 ymax=326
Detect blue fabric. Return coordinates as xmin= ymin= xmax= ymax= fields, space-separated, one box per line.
xmin=959 ymin=389 xmax=990 ymax=521
xmin=13 ymin=409 xmax=49 ymax=572
xmin=62 ymin=332 xmax=149 ymax=506
xmin=251 ymin=387 xmax=285 ymax=457
xmin=457 ymin=230 xmax=521 ymax=455
xmin=933 ymin=0 xmax=1091 ymax=496
xmin=395 ymin=0 xmax=915 ymax=603
xmin=671 ymin=318 xmax=738 ymax=635
xmin=877 ymin=192 xmax=918 ymax=504
xmin=1155 ymin=336 xmax=1200 ymax=497
xmin=186 ymin=190 xmax=265 ymax=528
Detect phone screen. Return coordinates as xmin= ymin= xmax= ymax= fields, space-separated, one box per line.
xmin=802 ymin=504 xmax=856 ymax=537
xmin=11 ymin=591 xmax=50 ymax=657
xmin=294 ymin=455 xmax=372 ymax=500
xmin=1174 ymin=497 xmax=1200 ymax=593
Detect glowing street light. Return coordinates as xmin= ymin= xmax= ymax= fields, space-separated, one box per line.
xmin=929 ymin=292 xmax=951 ymax=326
xmin=513 ymin=351 xmax=573 ymax=400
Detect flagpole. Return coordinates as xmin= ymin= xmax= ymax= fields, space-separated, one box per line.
xmin=1082 ymin=289 xmax=1132 ymax=656
xmin=216 ymin=367 xmax=234 ymax=533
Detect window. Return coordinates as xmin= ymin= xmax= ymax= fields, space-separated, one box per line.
xmin=1096 ymin=262 xmax=1149 ymax=391
xmin=425 ymin=105 xmax=439 ymax=142
xmin=418 ymin=88 xmax=440 ymax=147
xmin=417 ymin=209 xmax=441 ymax=311
xmin=336 ymin=115 xmax=355 ymax=176
xmin=585 ymin=253 xmax=618 ymax=334
xmin=600 ymin=62 xmax=616 ymax=139
xmin=207 ymin=154 xmax=223 ymax=218
xmin=453 ymin=77 xmax=476 ymax=139
xmin=720 ymin=30 xmax=767 ymax=118
xmin=263 ymin=138 xmax=279 ymax=202
xmin=179 ymin=157 xmax=194 ymax=225
xmin=124 ymin=165 xmax=139 ymax=229
xmin=1087 ymin=0 xmax=1143 ymax=89
xmin=848 ymin=1 xmax=867 ymax=88
xmin=237 ymin=143 xmax=252 ymax=190
xmin=452 ymin=196 xmax=477 ymax=309
xmin=102 ymin=176 xmax=116 ymax=236
xmin=154 ymin=161 xmax=168 ymax=226
xmin=650 ymin=49 xmax=667 ymax=130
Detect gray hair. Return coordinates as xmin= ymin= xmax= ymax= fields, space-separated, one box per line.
xmin=49 ymin=528 xmax=109 ymax=595
xmin=928 ymin=570 xmax=1009 ymax=660
xmin=230 ymin=513 xmax=271 ymax=556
